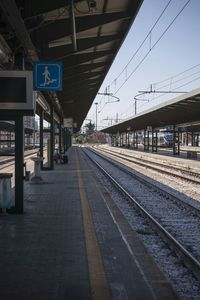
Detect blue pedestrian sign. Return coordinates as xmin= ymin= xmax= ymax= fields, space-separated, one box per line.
xmin=33 ymin=61 xmax=62 ymax=91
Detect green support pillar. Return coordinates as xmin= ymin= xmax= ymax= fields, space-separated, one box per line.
xmin=39 ymin=108 xmax=44 ymax=169
xmin=15 ymin=116 xmax=24 ymax=214
xmin=50 ymin=101 xmax=55 ymax=169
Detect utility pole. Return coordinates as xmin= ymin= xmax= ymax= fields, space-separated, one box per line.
xmin=134 ymin=87 xmax=186 ymax=115
xmin=95 ymin=102 xmax=98 ymax=131
xmin=97 ymin=92 xmax=120 ymax=103
xmin=134 ymin=98 xmax=149 ymax=115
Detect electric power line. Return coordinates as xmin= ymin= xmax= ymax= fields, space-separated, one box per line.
xmin=153 ymin=63 xmax=200 ymax=86
xmin=155 ymin=68 xmax=200 ymax=91
xmin=109 ymin=0 xmax=173 ymax=89
xmin=113 ymin=0 xmax=192 ymax=95
xmin=136 ymin=75 xmax=200 ymax=114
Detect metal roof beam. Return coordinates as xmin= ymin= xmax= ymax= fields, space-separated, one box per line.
xmin=62 ymin=61 xmax=109 ymax=73
xmin=0 ymin=0 xmax=38 ymax=60
xmin=31 ymin=11 xmax=129 ymax=44
xmin=22 ymin=0 xmax=82 ymax=18
xmin=58 ymin=78 xmax=102 ymax=96
xmin=60 ymin=77 xmax=103 ymax=92
xmin=61 ymin=93 xmax=96 ymax=105
xmin=61 ymin=88 xmax=98 ymax=100
xmin=51 ymin=49 xmax=113 ymax=65
xmin=62 ymin=70 xmax=104 ymax=81
xmin=43 ymin=34 xmax=122 ymax=59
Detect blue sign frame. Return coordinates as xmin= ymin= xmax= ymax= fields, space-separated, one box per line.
xmin=33 ymin=61 xmax=62 ymax=91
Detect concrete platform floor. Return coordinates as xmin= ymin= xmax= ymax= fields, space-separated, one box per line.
xmin=0 ymin=146 xmax=179 ymax=300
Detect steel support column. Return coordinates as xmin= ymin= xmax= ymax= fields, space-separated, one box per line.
xmin=120 ymin=133 xmax=123 ymax=147
xmin=115 ymin=135 xmax=118 ymax=147
xmin=59 ymin=123 xmax=62 ymax=155
xmin=110 ymin=134 xmax=114 ymax=146
xmin=15 ymin=116 xmax=24 ymax=214
xmin=133 ymin=132 xmax=138 ymax=149
xmin=186 ymin=132 xmax=189 ymax=146
xmin=50 ymin=101 xmax=54 ymax=169
xmin=39 ymin=109 xmax=44 ymax=169
xmin=144 ymin=130 xmax=149 ymax=151
xmin=63 ymin=128 xmax=67 ymax=153
xmin=173 ymin=126 xmax=180 ymax=155
xmin=152 ymin=129 xmax=158 ymax=152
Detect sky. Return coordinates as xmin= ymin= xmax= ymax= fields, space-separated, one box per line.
xmin=85 ymin=0 xmax=200 ymax=130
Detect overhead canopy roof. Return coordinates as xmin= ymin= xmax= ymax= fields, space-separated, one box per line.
xmin=101 ymin=88 xmax=200 ymax=133
xmin=0 ymin=0 xmax=143 ymax=131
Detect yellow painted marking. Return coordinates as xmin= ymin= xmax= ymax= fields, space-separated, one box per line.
xmin=75 ymin=148 xmax=111 ymax=300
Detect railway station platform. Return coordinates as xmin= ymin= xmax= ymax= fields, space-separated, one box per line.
xmin=114 ymin=144 xmax=200 ymax=165
xmin=0 ymin=146 xmax=179 ymax=300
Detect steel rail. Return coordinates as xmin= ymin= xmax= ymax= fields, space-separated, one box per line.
xmin=0 ymin=150 xmax=41 ymax=170
xmin=96 ymin=147 xmax=200 ymax=184
xmin=89 ymin=147 xmax=200 ymax=216
xmin=83 ymin=147 xmax=200 ymax=281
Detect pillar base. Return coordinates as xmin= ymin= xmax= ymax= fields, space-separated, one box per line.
xmin=30 ymin=176 xmax=43 ymax=184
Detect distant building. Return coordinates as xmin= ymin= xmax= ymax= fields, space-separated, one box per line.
xmin=24 ymin=116 xmax=38 ymax=147
xmin=24 ymin=116 xmax=38 ymax=130
xmin=86 ymin=132 xmax=106 ymax=144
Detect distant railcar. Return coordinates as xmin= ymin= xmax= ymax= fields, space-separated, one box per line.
xmin=158 ymin=132 xmax=173 ymax=147
xmin=142 ymin=132 xmax=173 ymax=147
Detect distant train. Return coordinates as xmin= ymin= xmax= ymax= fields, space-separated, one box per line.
xmin=156 ymin=132 xmax=173 ymax=147
xmin=141 ymin=132 xmax=173 ymax=147
xmin=114 ymin=132 xmax=174 ymax=148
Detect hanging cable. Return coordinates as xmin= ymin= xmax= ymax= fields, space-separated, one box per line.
xmin=153 ymin=63 xmax=200 ymax=86
xmin=156 ymin=69 xmax=200 ymax=91
xmin=108 ymin=0 xmax=173 ymax=88
xmin=113 ymin=0 xmax=192 ymax=95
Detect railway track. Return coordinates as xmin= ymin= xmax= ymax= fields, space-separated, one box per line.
xmin=83 ymin=147 xmax=200 ymax=281
xmin=0 ymin=149 xmax=41 ymax=170
xmin=92 ymin=148 xmax=200 ymax=214
xmin=95 ymin=146 xmax=200 ymax=185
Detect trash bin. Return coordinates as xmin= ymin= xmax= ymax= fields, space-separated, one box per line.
xmin=62 ymin=155 xmax=68 ymax=164
xmin=0 ymin=173 xmax=12 ymax=209
xmin=30 ymin=157 xmax=44 ymax=182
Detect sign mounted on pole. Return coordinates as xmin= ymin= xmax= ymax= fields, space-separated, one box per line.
xmin=63 ymin=118 xmax=73 ymax=128
xmin=33 ymin=61 xmax=62 ymax=91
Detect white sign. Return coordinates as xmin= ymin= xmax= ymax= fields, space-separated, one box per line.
xmin=64 ymin=118 xmax=73 ymax=128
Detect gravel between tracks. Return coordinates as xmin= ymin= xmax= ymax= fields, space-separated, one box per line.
xmin=83 ymin=147 xmax=200 ymax=300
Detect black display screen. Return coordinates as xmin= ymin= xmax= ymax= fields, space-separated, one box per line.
xmin=0 ymin=77 xmax=26 ymax=103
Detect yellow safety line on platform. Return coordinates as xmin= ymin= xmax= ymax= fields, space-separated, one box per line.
xmin=75 ymin=148 xmax=111 ymax=300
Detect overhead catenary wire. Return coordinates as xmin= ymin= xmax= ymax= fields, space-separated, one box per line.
xmin=116 ymin=70 xmax=200 ymax=120
xmin=94 ymin=0 xmax=192 ymax=119
xmin=134 ymin=75 xmax=200 ymax=116
xmin=88 ymin=0 xmax=194 ymax=125
xmin=96 ymin=1 xmax=174 ymax=118
xmin=113 ymin=0 xmax=192 ymax=95
xmin=150 ymin=75 xmax=200 ymax=102
xmin=109 ymin=0 xmax=173 ymax=89
xmin=155 ymin=69 xmax=200 ymax=91
xmin=153 ymin=63 xmax=200 ymax=86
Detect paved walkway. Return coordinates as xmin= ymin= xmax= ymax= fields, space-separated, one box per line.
xmin=0 ymin=146 xmax=179 ymax=300
xmin=0 ymin=148 xmax=91 ymax=300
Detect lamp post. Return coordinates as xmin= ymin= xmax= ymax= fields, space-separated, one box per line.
xmin=94 ymin=102 xmax=98 ymax=131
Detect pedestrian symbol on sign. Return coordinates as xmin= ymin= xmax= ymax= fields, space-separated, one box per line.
xmin=40 ymin=66 xmax=57 ymax=87
xmin=33 ymin=61 xmax=62 ymax=91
